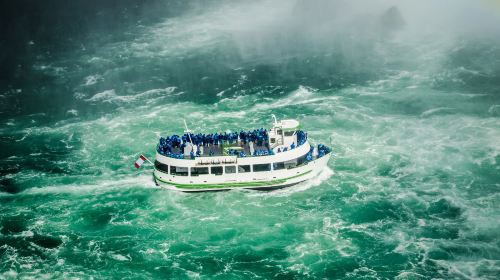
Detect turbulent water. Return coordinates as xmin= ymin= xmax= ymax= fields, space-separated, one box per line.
xmin=1 ymin=0 xmax=500 ymax=279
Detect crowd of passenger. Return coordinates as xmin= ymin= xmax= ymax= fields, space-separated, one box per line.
xmin=303 ymin=143 xmax=330 ymax=162
xmin=296 ymin=130 xmax=307 ymax=146
xmin=170 ymin=129 xmax=269 ymax=147
xmin=317 ymin=144 xmax=331 ymax=158
xmin=157 ymin=128 xmax=311 ymax=159
xmin=306 ymin=145 xmax=314 ymax=161
xmin=226 ymin=149 xmax=246 ymax=157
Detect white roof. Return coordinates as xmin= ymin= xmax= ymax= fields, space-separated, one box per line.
xmin=278 ymin=119 xmax=300 ymax=130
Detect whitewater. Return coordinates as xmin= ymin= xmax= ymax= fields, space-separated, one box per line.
xmin=1 ymin=0 xmax=500 ymax=278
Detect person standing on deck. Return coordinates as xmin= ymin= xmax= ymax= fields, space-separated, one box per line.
xmin=249 ymin=141 xmax=254 ymax=156
xmin=193 ymin=144 xmax=198 ymax=156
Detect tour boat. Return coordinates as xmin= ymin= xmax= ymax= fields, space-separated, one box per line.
xmin=151 ymin=116 xmax=331 ymax=191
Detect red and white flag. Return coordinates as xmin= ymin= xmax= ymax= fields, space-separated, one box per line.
xmin=134 ymin=155 xmax=147 ymax=169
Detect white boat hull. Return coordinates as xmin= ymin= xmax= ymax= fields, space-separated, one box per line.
xmin=153 ymin=153 xmax=331 ymax=192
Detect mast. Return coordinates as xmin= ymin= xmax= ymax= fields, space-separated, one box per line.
xmin=183 ymin=119 xmax=194 ymax=144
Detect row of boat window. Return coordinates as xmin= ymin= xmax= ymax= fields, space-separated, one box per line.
xmin=155 ymin=156 xmax=308 ymax=176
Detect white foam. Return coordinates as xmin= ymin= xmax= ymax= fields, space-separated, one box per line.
xmin=15 ymin=127 xmax=32 ymax=142
xmin=200 ymin=216 xmax=220 ymax=221
xmin=83 ymin=75 xmax=102 ymax=86
xmin=249 ymin=166 xmax=333 ymax=198
xmin=66 ymin=109 xmax=78 ymax=116
xmin=432 ymin=259 xmax=497 ymax=280
xmin=20 ymin=230 xmax=34 ymax=237
xmin=85 ymin=89 xmax=120 ymax=102
xmin=84 ymin=87 xmax=176 ymax=104
xmin=420 ymin=107 xmax=454 ymax=117
xmin=73 ymin=91 xmax=87 ymax=100
xmin=109 ymin=253 xmax=130 ymax=261
xmin=21 ymin=174 xmax=155 ymax=196
xmin=1 ymin=270 xmax=18 ymax=279
xmin=291 ymin=166 xmax=334 ymax=193
xmin=488 ymin=104 xmax=500 ymax=116
xmin=394 ymin=271 xmax=426 ymax=280
xmin=249 ymin=85 xmax=320 ymax=112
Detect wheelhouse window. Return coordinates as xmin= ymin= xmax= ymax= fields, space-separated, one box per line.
xmin=211 ymin=166 xmax=223 ymax=175
xmin=238 ymin=165 xmax=251 ymax=173
xmin=225 ymin=166 xmax=236 ymax=174
xmin=253 ymin=164 xmax=271 ymax=172
xmin=191 ymin=167 xmax=209 ymax=176
xmin=170 ymin=166 xmax=188 ymax=176
xmin=272 ymin=162 xmax=285 ymax=170
xmin=155 ymin=161 xmax=169 ymax=174
xmin=284 ymin=131 xmax=295 ymax=136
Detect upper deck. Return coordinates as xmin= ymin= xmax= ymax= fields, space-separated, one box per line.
xmin=154 ymin=117 xmax=331 ymax=171
xmin=156 ymin=139 xmax=312 ymax=167
xmin=156 ymin=118 xmax=308 ymax=160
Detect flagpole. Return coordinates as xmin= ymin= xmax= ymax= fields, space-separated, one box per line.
xmin=183 ymin=119 xmax=194 ymax=144
xmin=143 ymin=155 xmax=154 ymax=165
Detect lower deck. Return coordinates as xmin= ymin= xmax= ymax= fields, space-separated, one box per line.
xmin=153 ymin=153 xmax=331 ymax=191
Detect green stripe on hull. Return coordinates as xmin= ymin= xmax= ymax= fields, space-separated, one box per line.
xmin=154 ymin=170 xmax=312 ymax=189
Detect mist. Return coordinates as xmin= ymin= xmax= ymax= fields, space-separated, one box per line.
xmin=1 ymin=0 xmax=500 ymax=120
xmin=1 ymin=1 xmax=500 ymax=279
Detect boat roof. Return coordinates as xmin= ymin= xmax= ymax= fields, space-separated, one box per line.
xmin=274 ymin=119 xmax=300 ymax=131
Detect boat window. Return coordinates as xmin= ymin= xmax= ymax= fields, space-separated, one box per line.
xmin=277 ymin=129 xmax=282 ymax=135
xmin=191 ymin=167 xmax=209 ymax=176
xmin=238 ymin=165 xmax=251 ymax=173
xmin=297 ymin=154 xmax=308 ymax=166
xmin=155 ymin=161 xmax=169 ymax=174
xmin=253 ymin=164 xmax=271 ymax=172
xmin=211 ymin=166 xmax=223 ymax=175
xmin=284 ymin=154 xmax=308 ymax=169
xmin=270 ymin=138 xmax=276 ymax=144
xmin=284 ymin=131 xmax=295 ymax=136
xmin=225 ymin=166 xmax=236 ymax=174
xmin=284 ymin=159 xmax=297 ymax=169
xmin=170 ymin=166 xmax=188 ymax=176
xmin=273 ymin=162 xmax=285 ymax=170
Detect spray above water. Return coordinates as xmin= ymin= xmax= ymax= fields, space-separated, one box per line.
xmin=1 ymin=0 xmax=500 ymax=279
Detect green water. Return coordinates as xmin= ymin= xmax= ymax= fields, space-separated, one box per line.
xmin=1 ymin=1 xmax=500 ymax=279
